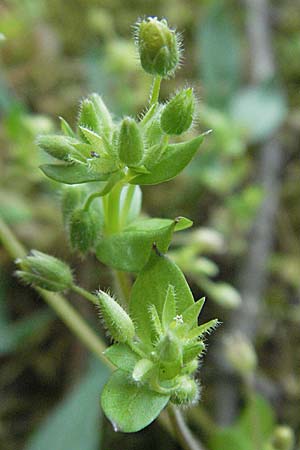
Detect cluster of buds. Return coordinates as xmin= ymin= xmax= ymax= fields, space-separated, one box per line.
xmin=37 ymin=18 xmax=200 ymax=191
xmin=98 ymin=286 xmax=218 ymax=405
xmin=16 ymin=250 xmax=73 ymax=292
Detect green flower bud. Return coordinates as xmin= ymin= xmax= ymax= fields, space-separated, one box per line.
xmin=117 ymin=117 xmax=144 ymax=167
xmin=97 ymin=290 xmax=135 ymax=343
xmin=16 ymin=250 xmax=73 ymax=292
xmin=69 ymin=208 xmax=98 ymax=254
xmin=161 ymin=88 xmax=195 ymax=135
xmin=183 ymin=341 xmax=205 ymax=364
xmin=135 ymin=17 xmax=181 ymax=78
xmin=89 ymin=93 xmax=113 ymax=138
xmin=61 ymin=185 xmax=87 ymax=228
xmin=171 ymin=376 xmax=199 ymax=405
xmin=158 ymin=333 xmax=182 ymax=380
xmin=132 ymin=359 xmax=153 ymax=382
xmin=36 ymin=135 xmax=77 ymax=161
xmin=224 ymin=332 xmax=257 ymax=376
xmin=78 ymin=98 xmax=101 ymax=135
xmin=271 ymin=426 xmax=295 ymax=450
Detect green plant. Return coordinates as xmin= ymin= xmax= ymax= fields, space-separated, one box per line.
xmin=11 ymin=17 xmax=218 ymax=439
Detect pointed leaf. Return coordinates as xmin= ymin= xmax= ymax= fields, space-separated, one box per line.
xmin=148 ymin=304 xmax=163 ymax=342
xmin=59 ymin=116 xmax=75 ymax=137
xmin=174 ymin=216 xmax=193 ymax=231
xmin=40 ymin=163 xmax=112 ymax=184
xmin=130 ymin=133 xmax=206 ymax=185
xmin=187 ymin=319 xmax=219 ymax=340
xmin=101 ymin=369 xmax=169 ymax=432
xmin=104 ymin=344 xmax=139 ymax=372
xmin=96 ymin=218 xmax=175 ymax=272
xmin=182 ymin=297 xmax=205 ymax=329
xmin=162 ymin=285 xmax=176 ymax=330
xmin=78 ymin=126 xmax=105 ymax=149
xmin=130 ymin=248 xmax=194 ymax=345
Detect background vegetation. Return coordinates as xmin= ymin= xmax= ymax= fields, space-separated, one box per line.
xmin=0 ymin=0 xmax=299 ymax=449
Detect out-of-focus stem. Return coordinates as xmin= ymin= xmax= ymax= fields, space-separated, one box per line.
xmin=167 ymin=404 xmax=206 ymax=450
xmin=0 ymin=218 xmax=112 ymax=369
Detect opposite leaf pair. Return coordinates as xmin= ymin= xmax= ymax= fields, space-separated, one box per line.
xmin=99 ymin=247 xmax=219 ymax=432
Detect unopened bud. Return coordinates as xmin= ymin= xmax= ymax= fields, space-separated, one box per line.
xmin=78 ymin=98 xmax=101 ymax=135
xmin=36 ymin=135 xmax=76 ymax=161
xmin=16 ymin=250 xmax=73 ymax=292
xmin=97 ymin=291 xmax=135 ymax=343
xmin=224 ymin=332 xmax=257 ymax=376
xmin=271 ymin=426 xmax=295 ymax=450
xmin=132 ymin=359 xmax=153 ymax=382
xmin=171 ymin=376 xmax=199 ymax=405
xmin=118 ymin=117 xmax=144 ymax=167
xmin=69 ymin=208 xmax=98 ymax=254
xmin=135 ymin=17 xmax=181 ymax=78
xmin=161 ymin=88 xmax=195 ymax=135
xmin=89 ymin=93 xmax=113 ymax=138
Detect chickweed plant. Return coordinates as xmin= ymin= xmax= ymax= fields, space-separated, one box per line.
xmin=16 ymin=17 xmax=219 ymax=435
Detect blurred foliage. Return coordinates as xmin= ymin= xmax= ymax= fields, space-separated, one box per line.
xmin=0 ymin=0 xmax=300 ymax=449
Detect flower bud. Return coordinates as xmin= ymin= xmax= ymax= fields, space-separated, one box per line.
xmin=78 ymin=98 xmax=101 ymax=135
xmin=132 ymin=359 xmax=153 ymax=382
xmin=97 ymin=290 xmax=135 ymax=343
xmin=271 ymin=426 xmax=295 ymax=450
xmin=161 ymin=88 xmax=195 ymax=135
xmin=224 ymin=332 xmax=257 ymax=376
xmin=16 ymin=250 xmax=73 ymax=292
xmin=89 ymin=93 xmax=113 ymax=138
xmin=171 ymin=376 xmax=199 ymax=405
xmin=117 ymin=117 xmax=144 ymax=167
xmin=69 ymin=208 xmax=98 ymax=254
xmin=158 ymin=333 xmax=182 ymax=380
xmin=183 ymin=341 xmax=205 ymax=364
xmin=61 ymin=185 xmax=87 ymax=228
xmin=36 ymin=135 xmax=76 ymax=161
xmin=135 ymin=17 xmax=181 ymax=78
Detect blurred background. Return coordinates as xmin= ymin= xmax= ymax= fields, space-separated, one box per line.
xmin=0 ymin=0 xmax=300 ymax=449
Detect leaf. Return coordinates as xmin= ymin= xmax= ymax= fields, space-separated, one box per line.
xmin=238 ymin=393 xmax=275 ymax=446
xmin=197 ymin=1 xmax=242 ymax=109
xmin=25 ymin=360 xmax=109 ymax=450
xmin=181 ymin=298 xmax=205 ymax=329
xmin=104 ymin=344 xmax=139 ymax=372
xmin=162 ymin=285 xmax=177 ymax=330
xmin=210 ymin=426 xmax=252 ymax=450
xmin=187 ymin=319 xmax=219 ymax=340
xmin=40 ymin=163 xmax=113 ymax=184
xmin=0 ymin=309 xmax=53 ymax=355
xmin=130 ymin=248 xmax=194 ymax=346
xmin=174 ymin=216 xmax=193 ymax=231
xmin=95 ymin=218 xmax=176 ymax=272
xmin=229 ymin=82 xmax=287 ymax=142
xmin=130 ymin=134 xmax=206 ymax=185
xmin=101 ymin=369 xmax=169 ymax=432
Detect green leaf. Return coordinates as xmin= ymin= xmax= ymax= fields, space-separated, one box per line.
xmin=162 ymin=285 xmax=176 ymax=330
xmin=130 ymin=248 xmax=194 ymax=346
xmin=96 ymin=218 xmax=176 ymax=272
xmin=229 ymin=82 xmax=287 ymax=142
xmin=25 ymin=361 xmax=109 ymax=450
xmin=40 ymin=163 xmax=113 ymax=184
xmin=197 ymin=1 xmax=242 ymax=109
xmin=210 ymin=426 xmax=252 ymax=450
xmin=101 ymin=369 xmax=169 ymax=432
xmin=181 ymin=297 xmax=205 ymax=329
xmin=187 ymin=319 xmax=219 ymax=340
xmin=130 ymin=134 xmax=206 ymax=185
xmin=238 ymin=394 xmax=275 ymax=445
xmin=104 ymin=344 xmax=140 ymax=372
xmin=174 ymin=216 xmax=193 ymax=231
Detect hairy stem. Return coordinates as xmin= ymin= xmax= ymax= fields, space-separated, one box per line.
xmin=167 ymin=404 xmax=206 ymax=450
xmin=72 ymin=284 xmax=99 ymax=305
xmin=0 ymin=218 xmax=112 ymax=369
xmin=149 ymin=75 xmax=162 ymax=106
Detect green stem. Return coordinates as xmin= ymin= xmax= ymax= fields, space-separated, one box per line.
xmin=149 ymin=75 xmax=162 ymax=106
xmin=0 ymin=218 xmax=112 ymax=369
xmin=113 ymin=270 xmax=132 ymax=305
xmin=119 ymin=184 xmax=136 ymax=228
xmin=72 ymin=284 xmax=99 ymax=306
xmin=167 ymin=404 xmax=206 ymax=450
